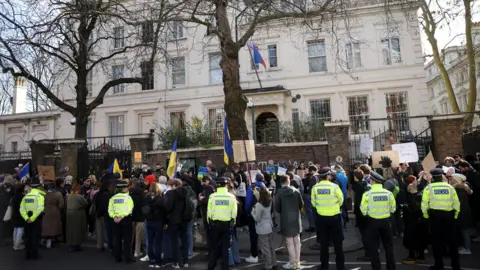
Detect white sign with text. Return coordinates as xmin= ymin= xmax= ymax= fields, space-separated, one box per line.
xmin=391 ymin=142 xmax=419 ymax=163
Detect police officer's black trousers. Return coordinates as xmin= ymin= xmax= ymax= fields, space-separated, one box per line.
xmin=24 ymin=217 xmax=42 ymax=260
xmin=367 ymin=218 xmax=395 ymax=270
xmin=113 ymin=216 xmax=133 ymax=262
xmin=429 ymin=211 xmax=460 ymax=270
xmin=316 ymin=214 xmax=345 ymax=270
xmin=207 ymin=221 xmax=231 ymax=270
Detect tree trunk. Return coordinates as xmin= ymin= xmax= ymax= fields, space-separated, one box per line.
xmin=464 ymin=0 xmax=477 ymax=128
xmin=74 ymin=115 xmax=88 ymax=140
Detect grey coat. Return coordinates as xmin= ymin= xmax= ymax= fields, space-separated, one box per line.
xmin=252 ymin=202 xmax=273 ymax=235
xmin=275 ymin=185 xmax=303 ymax=237
xmin=66 ymin=194 xmax=87 ymax=246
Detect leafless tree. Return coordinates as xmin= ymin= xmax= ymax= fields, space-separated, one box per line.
xmin=0 ymin=73 xmax=12 ymax=114
xmin=0 ymin=0 xmax=179 ymax=138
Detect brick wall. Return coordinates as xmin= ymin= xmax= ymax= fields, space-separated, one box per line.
xmin=146 ymin=142 xmax=329 ymax=169
xmin=429 ymin=115 xmax=464 ymax=162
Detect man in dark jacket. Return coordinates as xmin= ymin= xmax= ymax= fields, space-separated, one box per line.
xmin=129 ymin=179 xmax=145 ymax=258
xmin=458 ymin=161 xmax=480 ymax=242
xmin=0 ymin=177 xmax=14 ymax=246
xmin=303 ymin=166 xmax=318 ymax=233
xmin=165 ymin=178 xmax=189 ymax=268
xmin=351 ymin=167 xmax=371 ymax=261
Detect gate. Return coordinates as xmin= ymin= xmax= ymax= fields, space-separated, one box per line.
xmin=462 ymin=126 xmax=480 ymax=157
xmin=77 ymin=135 xmax=132 ymax=182
xmin=349 ymin=117 xmax=433 ymax=169
xmin=0 ymin=151 xmax=31 ymax=174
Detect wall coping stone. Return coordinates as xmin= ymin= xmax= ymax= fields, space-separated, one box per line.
xmin=147 ymin=141 xmax=328 ymax=155
xmin=428 ymin=115 xmax=464 ymax=121
xmin=129 ymin=134 xmax=153 ymax=139
xmin=324 ymin=121 xmax=351 ymax=127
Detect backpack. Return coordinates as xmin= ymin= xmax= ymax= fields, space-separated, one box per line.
xmin=183 ymin=186 xmax=197 ymax=221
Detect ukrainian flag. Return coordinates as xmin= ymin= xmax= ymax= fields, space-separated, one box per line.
xmin=167 ymin=138 xmax=178 ymax=178
xmin=108 ymin=158 xmax=123 ymax=179
xmin=224 ymin=117 xmax=233 ymax=165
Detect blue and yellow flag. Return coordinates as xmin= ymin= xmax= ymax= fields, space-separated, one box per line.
xmin=18 ymin=163 xmax=30 ymax=179
xmin=108 ymin=158 xmax=123 ymax=179
xmin=167 ymin=138 xmax=178 ymax=178
xmin=223 ymin=117 xmax=233 ymax=165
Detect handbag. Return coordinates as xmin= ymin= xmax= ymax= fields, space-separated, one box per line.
xmin=3 ymin=199 xmax=12 ymax=222
xmin=236 ymin=174 xmax=247 ymax=197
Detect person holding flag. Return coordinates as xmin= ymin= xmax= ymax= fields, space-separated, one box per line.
xmin=108 ymin=159 xmax=123 ymax=179
xmin=167 ymin=138 xmax=178 ymax=179
xmin=18 ymin=163 xmax=30 ymax=183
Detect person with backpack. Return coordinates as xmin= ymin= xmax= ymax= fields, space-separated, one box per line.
xmin=144 ymin=183 xmax=167 ymax=268
xmin=164 ymin=178 xmax=189 ymax=268
xmin=199 ymin=175 xmax=216 ymax=252
xmin=180 ymin=175 xmax=198 ymax=258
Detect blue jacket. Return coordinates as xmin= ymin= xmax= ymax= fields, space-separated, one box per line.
xmin=245 ymin=182 xmax=266 ymax=215
xmin=336 ymin=171 xmax=348 ymax=201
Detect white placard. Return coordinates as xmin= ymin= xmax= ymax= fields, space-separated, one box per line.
xmin=360 ymin=136 xmax=374 ymax=155
xmin=391 ymin=142 xmax=419 ymax=163
xmin=277 ymin=167 xmax=287 ymax=176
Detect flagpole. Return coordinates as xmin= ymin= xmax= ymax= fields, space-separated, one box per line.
xmin=248 ymin=45 xmax=263 ymax=89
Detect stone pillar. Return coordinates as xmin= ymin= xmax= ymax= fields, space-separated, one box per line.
xmin=325 ymin=122 xmax=351 ymax=169
xmin=428 ymin=115 xmax=464 ymax=162
xmin=129 ymin=134 xmax=154 ymax=167
xmin=29 ymin=140 xmax=56 ymax=172
xmin=59 ymin=140 xmax=87 ymax=184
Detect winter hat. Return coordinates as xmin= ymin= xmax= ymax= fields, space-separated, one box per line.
xmin=451 ymin=173 xmax=466 ymax=185
xmin=255 ymin=173 xmax=265 ymax=183
xmin=406 ymin=175 xmax=417 ymax=183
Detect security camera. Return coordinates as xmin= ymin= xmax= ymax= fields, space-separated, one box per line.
xmin=70 ymin=117 xmax=76 ymax=125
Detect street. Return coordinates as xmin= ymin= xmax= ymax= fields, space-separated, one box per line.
xmin=1 ymin=237 xmax=479 ymax=270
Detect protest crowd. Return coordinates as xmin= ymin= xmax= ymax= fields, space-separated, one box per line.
xmin=0 ymin=152 xmax=479 ymax=270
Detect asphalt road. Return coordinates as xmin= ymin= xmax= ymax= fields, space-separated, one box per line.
xmin=1 ymin=237 xmax=479 ymax=270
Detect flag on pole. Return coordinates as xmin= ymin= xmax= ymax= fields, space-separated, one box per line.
xmin=247 ymin=40 xmax=266 ymax=69
xmin=223 ymin=117 xmax=233 ymax=165
xmin=18 ymin=162 xmax=30 ymax=179
xmin=108 ymin=159 xmax=123 ymax=179
xmin=167 ymin=138 xmax=178 ymax=178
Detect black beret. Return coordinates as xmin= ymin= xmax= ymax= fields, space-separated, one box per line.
xmin=370 ymin=172 xmax=385 ymax=183
xmin=318 ymin=167 xmax=331 ymax=177
xmin=217 ymin=177 xmax=228 ymax=184
xmin=429 ymin=168 xmax=444 ymax=177
xmin=116 ymin=180 xmax=128 ymax=188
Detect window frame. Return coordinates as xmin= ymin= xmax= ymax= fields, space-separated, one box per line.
xmin=141 ymin=21 xmax=154 ymax=43
xmin=208 ymin=108 xmax=225 ymax=144
xmin=113 ymin=26 xmax=125 ymax=49
xmin=309 ymin=98 xmax=332 ymax=122
xmin=108 ymin=115 xmax=125 ymax=147
xmin=209 ymin=53 xmax=222 ymax=84
xmin=171 ymin=57 xmax=186 ymax=87
xmin=86 ymin=71 xmax=93 ymax=97
xmin=307 ymin=40 xmax=327 ymax=73
xmin=345 ymin=42 xmax=362 ymax=69
xmin=11 ymin=141 xmax=18 ymax=153
xmin=169 ymin=22 xmax=185 ymax=40
xmin=385 ymin=92 xmax=410 ymax=132
xmin=381 ymin=37 xmax=402 ymax=66
xmin=268 ymin=44 xmax=278 ymax=68
xmin=141 ymin=61 xmax=155 ymax=90
xmin=111 ymin=64 xmax=125 ymax=94
xmin=347 ymin=95 xmax=370 ymax=134
xmin=170 ymin=111 xmax=186 ymax=131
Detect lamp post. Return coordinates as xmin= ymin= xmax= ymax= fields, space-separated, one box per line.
xmin=247 ymin=98 xmax=256 ymax=143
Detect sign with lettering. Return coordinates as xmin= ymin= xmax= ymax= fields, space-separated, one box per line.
xmin=391 ymin=142 xmax=419 ymax=163
xmin=371 ymin=151 xmax=400 ymax=169
xmin=360 ymin=136 xmax=374 ymax=155
xmin=232 ymin=140 xmax=256 ymax=162
xmin=421 ymin=151 xmax=436 ymax=172
xmin=134 ymin=152 xmax=142 ymax=163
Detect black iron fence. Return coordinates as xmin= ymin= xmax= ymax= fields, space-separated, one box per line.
xmin=462 ymin=125 xmax=480 ymax=157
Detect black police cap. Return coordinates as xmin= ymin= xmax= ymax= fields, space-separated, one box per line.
xmin=217 ymin=177 xmax=228 ymax=184
xmin=370 ymin=171 xmax=385 ymax=183
xmin=318 ymin=167 xmax=331 ymax=177
xmin=429 ymin=168 xmax=444 ymax=177
xmin=116 ymin=180 xmax=128 ymax=188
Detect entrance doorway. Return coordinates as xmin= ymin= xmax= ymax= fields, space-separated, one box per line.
xmin=256 ymin=112 xmax=279 ymax=143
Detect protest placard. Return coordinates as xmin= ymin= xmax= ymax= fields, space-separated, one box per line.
xmin=422 ymin=151 xmax=436 ymax=172
xmin=360 ymin=136 xmax=374 ymax=155
xmin=371 ymin=151 xmax=400 ymax=168
xmin=37 ymin=165 xmax=56 ymax=181
xmin=392 ymin=142 xmax=419 ymax=163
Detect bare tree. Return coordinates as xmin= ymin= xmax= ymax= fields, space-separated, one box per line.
xmin=0 ymin=73 xmax=12 ymax=114
xmin=0 ymin=0 xmax=178 ymax=138
xmin=414 ymin=0 xmax=477 ymax=126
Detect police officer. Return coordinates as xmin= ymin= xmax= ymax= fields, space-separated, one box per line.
xmin=360 ymin=172 xmax=396 ymax=270
xmin=421 ymin=168 xmax=460 ymax=270
xmin=108 ymin=180 xmax=134 ymax=263
xmin=207 ymin=177 xmax=237 ymax=270
xmin=20 ymin=176 xmax=45 ymax=260
xmin=311 ymin=167 xmax=345 ymax=270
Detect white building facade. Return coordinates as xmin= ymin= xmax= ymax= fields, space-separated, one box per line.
xmin=1 ymin=2 xmax=429 ymax=151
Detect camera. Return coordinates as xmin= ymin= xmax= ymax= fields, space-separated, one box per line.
xmin=70 ymin=117 xmax=76 ymax=125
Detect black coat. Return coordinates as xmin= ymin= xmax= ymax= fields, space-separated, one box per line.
xmin=165 ymin=188 xmax=186 ymax=225
xmin=464 ymin=168 xmax=480 ymax=221
xmin=129 ymin=186 xmax=145 ymax=222
xmin=402 ymin=191 xmax=429 ymax=250
xmin=351 ymin=179 xmax=368 ymax=229
xmin=10 ymin=193 xmax=25 ymax=228
xmin=453 ymin=184 xmax=475 ymax=230
xmin=94 ymin=187 xmax=111 ymax=218
xmin=144 ymin=194 xmax=166 ymax=222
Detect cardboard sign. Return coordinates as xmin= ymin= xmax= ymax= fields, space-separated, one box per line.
xmin=371 ymin=151 xmax=400 ymax=169
xmin=422 ymin=151 xmax=436 ymax=172
xmin=37 ymin=165 xmax=56 ymax=181
xmin=360 ymin=136 xmax=374 ymax=155
xmin=232 ymin=140 xmax=256 ymax=162
xmin=277 ymin=167 xmax=287 ymax=176
xmin=392 ymin=142 xmax=419 ymax=163
xmin=134 ymin=152 xmax=142 ymax=163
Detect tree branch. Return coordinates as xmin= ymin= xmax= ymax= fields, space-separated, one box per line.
xmin=87 ymin=77 xmax=143 ymax=113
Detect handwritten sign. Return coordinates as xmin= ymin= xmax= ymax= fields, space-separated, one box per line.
xmin=232 ymin=140 xmax=256 ymax=162
xmin=392 ymin=142 xmax=419 ymax=163
xmin=360 ymin=136 xmax=374 ymax=155
xmin=37 ymin=165 xmax=55 ymax=181
xmin=422 ymin=151 xmax=436 ymax=172
xmin=134 ymin=152 xmax=142 ymax=163
xmin=277 ymin=167 xmax=287 ymax=176
xmin=371 ymin=151 xmax=400 ymax=169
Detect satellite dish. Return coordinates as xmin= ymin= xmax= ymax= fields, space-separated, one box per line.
xmin=292 ymin=97 xmax=297 ymax=103
xmin=336 ymin=156 xmax=343 ymax=163
xmin=295 ymin=94 xmax=301 ymax=99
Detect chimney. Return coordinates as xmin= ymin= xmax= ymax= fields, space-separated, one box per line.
xmin=13 ymin=77 xmax=27 ymax=114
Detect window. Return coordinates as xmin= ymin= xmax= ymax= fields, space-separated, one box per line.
xmin=208 ymin=108 xmax=225 ymax=143
xmin=169 ymin=22 xmax=184 ymax=40
xmin=111 ymin=65 xmax=124 ymax=94
xmin=113 ymin=26 xmax=125 ymax=49
xmin=268 ymin=45 xmax=278 ymax=68
xmin=348 ymin=96 xmax=369 ymax=134
xmin=282 ymin=0 xmax=306 ymax=11
xmin=458 ymin=93 xmax=468 ymax=111
xmin=108 ymin=115 xmax=124 ymax=147
xmin=385 ymin=92 xmax=410 ymax=131
xmin=141 ymin=61 xmax=154 ymax=90
xmin=141 ymin=21 xmax=154 ymax=43
xmin=86 ymin=71 xmax=93 ymax=97
xmin=171 ymin=57 xmax=185 ymax=86
xmin=292 ymin=108 xmax=299 ymax=122
xmin=170 ymin=111 xmax=186 ymax=131
xmin=310 ymin=99 xmax=331 ymax=122
xmin=346 ymin=42 xmax=362 ymax=69
xmin=11 ymin=141 xmax=18 ymax=153
xmin=87 ymin=118 xmax=92 ymax=147
xmin=307 ymin=40 xmax=327 ymax=72
xmin=440 ymin=102 xmax=448 ymax=114
xmin=428 ymin=87 xmax=434 ymax=99
xmin=381 ymin=37 xmax=402 ymax=65
xmin=209 ymin=53 xmax=222 ymax=84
